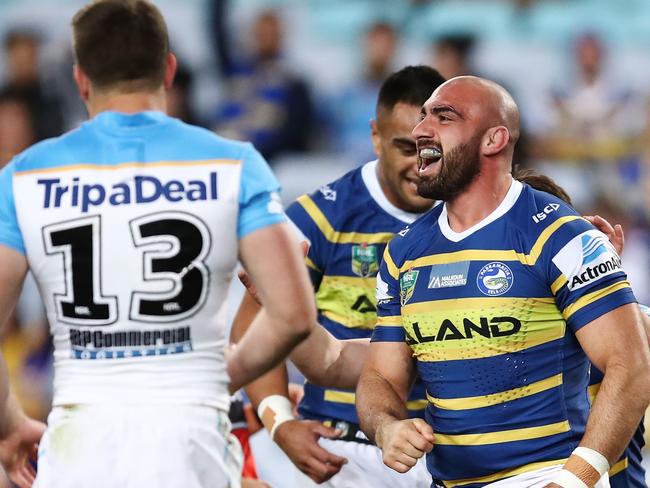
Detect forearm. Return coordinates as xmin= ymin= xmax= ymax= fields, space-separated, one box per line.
xmin=580 ymin=361 xmax=650 ymax=463
xmin=356 ymin=369 xmax=409 ymax=445
xmin=228 ymin=308 xmax=309 ymax=391
xmin=244 ymin=363 xmax=290 ymax=409
xmin=290 ymin=326 xmax=368 ymax=390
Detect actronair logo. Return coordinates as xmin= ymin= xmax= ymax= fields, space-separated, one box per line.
xmin=37 ymin=172 xmax=218 ymax=213
xmin=552 ymin=230 xmax=623 ymax=291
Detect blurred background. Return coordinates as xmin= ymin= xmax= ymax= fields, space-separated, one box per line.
xmin=0 ymin=0 xmax=649 ymax=486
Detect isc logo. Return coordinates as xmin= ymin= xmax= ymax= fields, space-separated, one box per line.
xmin=531 ymin=203 xmax=560 ymax=224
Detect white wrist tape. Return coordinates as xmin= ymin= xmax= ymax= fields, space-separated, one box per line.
xmin=257 ymin=395 xmax=294 ymax=440
xmin=572 ymin=447 xmax=610 ymax=477
xmin=552 ymin=469 xmax=589 ymax=488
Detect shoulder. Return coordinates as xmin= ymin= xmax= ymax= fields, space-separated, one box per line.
xmin=288 ymin=165 xmax=366 ymax=222
xmin=509 ymin=185 xmax=587 ymax=246
xmin=385 ymin=205 xmax=442 ymax=266
xmin=165 ymin=119 xmax=258 ymax=162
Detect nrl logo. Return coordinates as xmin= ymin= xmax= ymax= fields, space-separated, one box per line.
xmin=352 ymin=243 xmax=378 ymax=277
xmin=400 ymin=268 xmax=419 ymax=306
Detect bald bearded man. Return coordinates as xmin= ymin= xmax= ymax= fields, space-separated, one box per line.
xmin=357 ymin=76 xmax=650 ymax=488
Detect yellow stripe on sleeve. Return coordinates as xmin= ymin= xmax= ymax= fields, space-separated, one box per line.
xmin=527 ymin=216 xmax=583 ymax=263
xmin=562 ymin=281 xmax=631 ymax=320
xmin=377 ymin=316 xmax=402 ymax=326
xmin=434 ymin=420 xmax=570 ymax=446
xmin=427 ymin=374 xmax=562 ymax=410
xmin=443 ymin=458 xmax=569 ymax=487
xmin=297 ymin=195 xmax=394 ymax=244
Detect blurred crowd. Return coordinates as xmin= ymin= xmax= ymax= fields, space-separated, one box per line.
xmin=0 ymin=0 xmax=649 ymax=484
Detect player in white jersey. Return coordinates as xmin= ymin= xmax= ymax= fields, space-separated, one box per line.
xmin=0 ymin=1 xmax=319 ymax=487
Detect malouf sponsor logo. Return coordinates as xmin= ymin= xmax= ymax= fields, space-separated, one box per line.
xmin=428 ymin=262 xmax=469 ymax=289
xmin=37 ymin=172 xmax=218 ymax=213
xmin=552 ymin=230 xmax=623 ymax=291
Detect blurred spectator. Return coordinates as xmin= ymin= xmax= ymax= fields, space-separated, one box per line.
xmin=323 ymin=22 xmax=398 ymax=164
xmin=2 ymin=29 xmax=64 ymax=140
xmin=0 ymin=90 xmax=35 ymax=165
xmin=431 ymin=34 xmax=476 ymax=79
xmin=210 ymin=1 xmax=314 ymax=163
xmin=167 ymin=62 xmax=203 ymax=126
xmin=530 ymin=33 xmax=646 ymax=211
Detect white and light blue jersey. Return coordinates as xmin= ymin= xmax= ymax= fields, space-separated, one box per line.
xmin=0 ymin=111 xmax=284 ymax=411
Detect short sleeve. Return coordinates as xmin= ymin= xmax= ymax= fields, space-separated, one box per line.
xmin=371 ymin=244 xmax=405 ymax=343
xmin=237 ymin=144 xmax=285 ymax=239
xmin=0 ymin=161 xmax=25 ymax=254
xmin=545 ymin=220 xmax=636 ymax=332
xmin=286 ymin=198 xmax=325 ymax=288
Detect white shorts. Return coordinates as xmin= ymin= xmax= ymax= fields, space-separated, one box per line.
xmin=483 ymin=464 xmax=610 ymax=488
xmin=34 ymin=404 xmax=243 ymax=488
xmin=294 ymin=438 xmax=431 ymax=488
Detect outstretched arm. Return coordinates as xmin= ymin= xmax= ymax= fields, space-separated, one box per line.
xmin=228 ymin=223 xmax=316 ymax=391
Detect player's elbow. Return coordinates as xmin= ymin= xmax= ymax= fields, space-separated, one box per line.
xmin=273 ymin=304 xmax=315 ymax=343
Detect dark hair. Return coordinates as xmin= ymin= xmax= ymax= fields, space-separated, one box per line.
xmin=4 ymin=29 xmax=40 ymax=51
xmin=513 ymin=167 xmax=572 ymax=205
xmin=72 ymin=0 xmax=169 ymax=91
xmin=376 ymin=65 xmax=446 ymax=115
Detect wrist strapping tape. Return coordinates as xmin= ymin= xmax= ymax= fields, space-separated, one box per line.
xmin=257 ymin=395 xmax=294 ymax=440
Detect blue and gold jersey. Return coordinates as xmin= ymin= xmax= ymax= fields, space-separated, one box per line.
xmin=373 ymin=180 xmax=637 ymax=486
xmin=587 ymin=303 xmax=649 ymax=488
xmin=286 ymin=161 xmax=428 ymax=423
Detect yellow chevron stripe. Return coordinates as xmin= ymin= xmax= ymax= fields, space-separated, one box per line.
xmin=443 ymin=458 xmax=568 ymax=487
xmin=551 ymin=274 xmax=568 ymax=294
xmin=383 ymin=246 xmax=400 ymax=280
xmin=435 ymin=420 xmax=570 ymax=446
xmin=297 ymin=195 xmax=394 ymax=244
xmin=400 ymin=216 xmax=584 ymax=272
xmin=427 ymin=374 xmax=563 ymax=410
xmin=563 ymin=281 xmax=631 ymax=320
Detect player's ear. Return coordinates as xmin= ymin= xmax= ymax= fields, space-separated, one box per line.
xmin=482 ymin=126 xmax=509 ymax=156
xmin=73 ymin=64 xmax=90 ymax=102
xmin=164 ymin=53 xmax=177 ymax=91
xmin=370 ymin=119 xmax=381 ymax=157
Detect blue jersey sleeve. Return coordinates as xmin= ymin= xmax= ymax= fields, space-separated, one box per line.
xmin=237 ymin=144 xmax=285 ymax=238
xmin=371 ymin=243 xmax=405 ymax=343
xmin=0 ymin=161 xmax=25 ymax=254
xmin=285 ymin=198 xmax=325 ymax=289
xmin=544 ymin=218 xmax=636 ymax=332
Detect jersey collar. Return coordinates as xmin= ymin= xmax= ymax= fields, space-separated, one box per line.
xmin=361 ymin=160 xmax=422 ymax=225
xmin=438 ymin=178 xmax=523 ymax=242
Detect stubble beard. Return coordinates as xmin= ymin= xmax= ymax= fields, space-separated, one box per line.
xmin=417 ymin=135 xmax=482 ymax=202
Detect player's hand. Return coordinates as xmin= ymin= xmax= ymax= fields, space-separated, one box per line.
xmin=376 ymin=418 xmax=434 ymax=474
xmin=274 ymin=419 xmax=347 ymax=483
xmin=585 ymin=215 xmax=624 ymax=256
xmin=238 ymin=242 xmax=309 ymax=307
xmin=0 ymin=413 xmax=46 ymax=488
